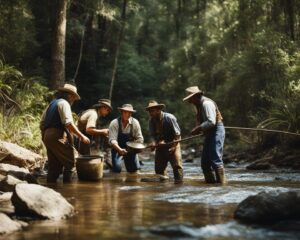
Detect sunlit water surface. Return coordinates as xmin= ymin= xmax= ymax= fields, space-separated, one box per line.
xmin=3 ymin=157 xmax=300 ymax=240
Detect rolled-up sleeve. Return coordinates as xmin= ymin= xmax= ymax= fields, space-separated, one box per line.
xmin=200 ymin=101 xmax=216 ymax=129
xmin=148 ymin=120 xmax=156 ymax=142
xmin=169 ymin=115 xmax=181 ymax=136
xmin=57 ymin=100 xmax=73 ymax=125
xmin=133 ymin=119 xmax=144 ymax=143
xmin=109 ymin=119 xmax=119 ymax=145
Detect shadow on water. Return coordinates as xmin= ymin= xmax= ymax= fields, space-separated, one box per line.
xmin=3 ymin=158 xmax=300 ymax=240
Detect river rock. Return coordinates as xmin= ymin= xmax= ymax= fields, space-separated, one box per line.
xmin=0 ymin=175 xmax=27 ymax=192
xmin=12 ymin=183 xmax=74 ymax=220
xmin=0 ymin=213 xmax=25 ymax=235
xmin=234 ymin=191 xmax=300 ymax=224
xmin=0 ymin=163 xmax=29 ymax=175
xmin=0 ymin=163 xmax=37 ymax=183
xmin=0 ymin=140 xmax=44 ymax=170
xmin=0 ymin=192 xmax=14 ymax=215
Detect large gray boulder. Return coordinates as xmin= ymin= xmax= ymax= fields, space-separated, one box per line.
xmin=234 ymin=191 xmax=300 ymax=224
xmin=12 ymin=183 xmax=74 ymax=220
xmin=0 ymin=140 xmax=44 ymax=170
xmin=0 ymin=213 xmax=25 ymax=235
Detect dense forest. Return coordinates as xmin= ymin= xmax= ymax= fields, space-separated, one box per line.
xmin=0 ymin=0 xmax=299 ymax=153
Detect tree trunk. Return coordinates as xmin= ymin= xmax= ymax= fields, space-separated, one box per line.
xmin=51 ymin=0 xmax=67 ymax=90
xmin=109 ymin=0 xmax=127 ymax=100
xmin=285 ymin=0 xmax=295 ymax=40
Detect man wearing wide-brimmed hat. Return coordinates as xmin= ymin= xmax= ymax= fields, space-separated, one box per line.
xmin=183 ymin=86 xmax=226 ymax=184
xmin=77 ymin=99 xmax=112 ymax=155
xmin=108 ymin=104 xmax=144 ymax=173
xmin=146 ymin=100 xmax=183 ymax=184
xmin=40 ymin=83 xmax=90 ymax=183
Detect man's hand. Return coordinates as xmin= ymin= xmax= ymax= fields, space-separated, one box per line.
xmin=149 ymin=141 xmax=157 ymax=152
xmin=118 ymin=148 xmax=128 ymax=156
xmin=191 ymin=126 xmax=202 ymax=135
xmin=81 ymin=135 xmax=90 ymax=144
xmin=101 ymin=128 xmax=109 ymax=137
xmin=168 ymin=146 xmax=176 ymax=153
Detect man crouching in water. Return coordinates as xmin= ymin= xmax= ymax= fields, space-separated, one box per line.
xmin=108 ymin=104 xmax=144 ymax=173
xmin=183 ymin=86 xmax=226 ymax=184
xmin=40 ymin=83 xmax=90 ymax=183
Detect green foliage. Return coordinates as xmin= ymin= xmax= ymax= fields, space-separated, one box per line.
xmin=1 ymin=0 xmax=300 ymax=150
xmin=0 ymin=60 xmax=50 ymax=153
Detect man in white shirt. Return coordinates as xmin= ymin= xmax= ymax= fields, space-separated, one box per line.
xmin=108 ymin=104 xmax=143 ymax=173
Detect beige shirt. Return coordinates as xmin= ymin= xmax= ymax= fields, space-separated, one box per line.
xmin=77 ymin=109 xmax=98 ymax=131
xmin=41 ymin=99 xmax=73 ymax=126
xmin=109 ymin=117 xmax=144 ymax=145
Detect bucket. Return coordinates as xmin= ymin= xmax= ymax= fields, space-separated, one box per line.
xmin=76 ymin=155 xmax=104 ymax=181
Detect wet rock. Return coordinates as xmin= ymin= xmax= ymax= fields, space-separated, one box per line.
xmin=0 ymin=163 xmax=37 ymax=183
xmin=0 ymin=140 xmax=44 ymax=170
xmin=234 ymin=191 xmax=300 ymax=224
xmin=0 ymin=174 xmax=5 ymax=181
xmin=0 ymin=213 xmax=25 ymax=235
xmin=246 ymin=157 xmax=273 ymax=170
xmin=7 ymin=171 xmax=38 ymax=184
xmin=0 ymin=175 xmax=27 ymax=192
xmin=150 ymin=224 xmax=197 ymax=237
xmin=0 ymin=163 xmax=29 ymax=175
xmin=12 ymin=183 xmax=74 ymax=220
xmin=0 ymin=192 xmax=14 ymax=215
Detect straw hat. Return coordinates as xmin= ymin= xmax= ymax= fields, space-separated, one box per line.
xmin=93 ymin=99 xmax=112 ymax=110
xmin=118 ymin=104 xmax=136 ymax=113
xmin=145 ymin=100 xmax=165 ymax=111
xmin=183 ymin=86 xmax=203 ymax=101
xmin=58 ymin=83 xmax=80 ymax=100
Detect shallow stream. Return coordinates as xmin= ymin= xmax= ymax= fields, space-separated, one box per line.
xmin=4 ymin=156 xmax=300 ymax=240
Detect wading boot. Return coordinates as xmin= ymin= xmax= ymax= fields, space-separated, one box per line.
xmin=63 ymin=171 xmax=75 ymax=183
xmin=215 ymin=167 xmax=227 ymax=184
xmin=203 ymin=171 xmax=216 ymax=184
xmin=173 ymin=169 xmax=183 ymax=184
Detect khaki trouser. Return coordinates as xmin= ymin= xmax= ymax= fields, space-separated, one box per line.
xmin=43 ymin=128 xmax=76 ymax=183
xmin=155 ymin=144 xmax=183 ymax=181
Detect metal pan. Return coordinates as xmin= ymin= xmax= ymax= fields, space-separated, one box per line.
xmin=126 ymin=133 xmax=203 ymax=153
xmin=126 ymin=142 xmax=147 ymax=153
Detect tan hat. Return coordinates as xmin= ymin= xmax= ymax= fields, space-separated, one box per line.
xmin=145 ymin=100 xmax=165 ymax=111
xmin=58 ymin=83 xmax=80 ymax=100
xmin=183 ymin=86 xmax=203 ymax=101
xmin=93 ymin=99 xmax=112 ymax=110
xmin=118 ymin=104 xmax=136 ymax=113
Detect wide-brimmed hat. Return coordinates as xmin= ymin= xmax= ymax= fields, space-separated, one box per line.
xmin=58 ymin=83 xmax=80 ymax=100
xmin=145 ymin=100 xmax=165 ymax=111
xmin=183 ymin=86 xmax=203 ymax=101
xmin=93 ymin=99 xmax=112 ymax=110
xmin=118 ymin=104 xmax=136 ymax=113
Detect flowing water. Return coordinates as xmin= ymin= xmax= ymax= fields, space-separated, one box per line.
xmin=3 ymin=156 xmax=300 ymax=240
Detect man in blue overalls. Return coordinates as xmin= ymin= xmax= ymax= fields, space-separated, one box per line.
xmin=183 ymin=86 xmax=226 ymax=184
xmin=108 ymin=104 xmax=144 ymax=173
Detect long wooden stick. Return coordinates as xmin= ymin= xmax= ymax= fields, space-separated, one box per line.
xmin=224 ymin=126 xmax=300 ymax=137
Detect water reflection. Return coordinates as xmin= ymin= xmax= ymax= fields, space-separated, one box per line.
xmin=3 ymin=159 xmax=300 ymax=240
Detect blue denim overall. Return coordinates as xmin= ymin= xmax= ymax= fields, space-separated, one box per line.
xmin=111 ymin=118 xmax=140 ymax=173
xmin=201 ymin=122 xmax=225 ymax=172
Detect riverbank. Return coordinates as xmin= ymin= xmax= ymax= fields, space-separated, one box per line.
xmin=223 ymin=144 xmax=300 ymax=170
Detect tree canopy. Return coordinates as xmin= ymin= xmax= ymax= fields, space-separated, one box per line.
xmin=1 ymin=0 xmax=300 ymax=149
